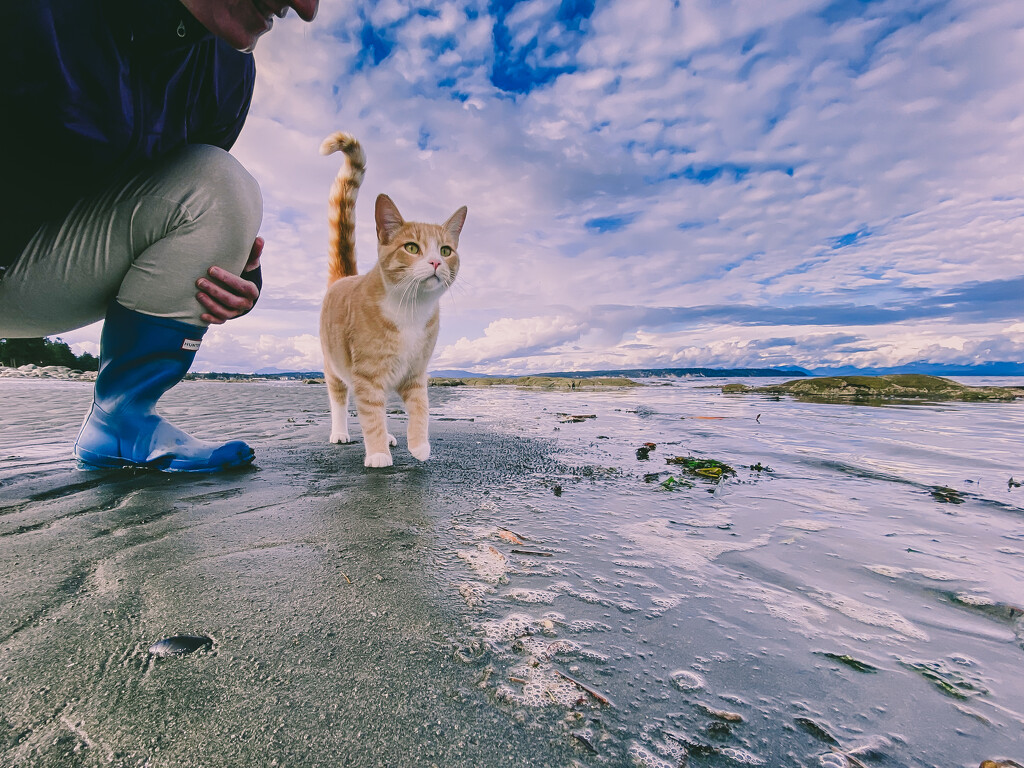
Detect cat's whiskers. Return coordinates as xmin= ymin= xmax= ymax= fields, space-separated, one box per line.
xmin=445 ymin=277 xmax=471 ymax=307
xmin=391 ymin=274 xmax=419 ymax=322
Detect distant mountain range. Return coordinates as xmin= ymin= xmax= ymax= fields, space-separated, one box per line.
xmin=807 ymin=361 xmax=1024 ymax=376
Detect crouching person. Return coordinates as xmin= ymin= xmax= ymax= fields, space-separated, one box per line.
xmin=0 ymin=0 xmax=319 ymax=471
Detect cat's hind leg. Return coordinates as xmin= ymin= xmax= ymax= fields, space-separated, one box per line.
xmin=399 ymin=378 xmax=431 ymax=461
xmin=325 ymin=370 xmax=353 ymax=444
xmin=353 ymin=380 xmax=393 ymax=467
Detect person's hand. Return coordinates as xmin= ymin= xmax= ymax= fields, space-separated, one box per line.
xmin=196 ymin=237 xmax=263 ymax=324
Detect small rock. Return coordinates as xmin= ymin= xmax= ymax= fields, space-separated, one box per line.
xmin=148 ymin=634 xmax=214 ymax=657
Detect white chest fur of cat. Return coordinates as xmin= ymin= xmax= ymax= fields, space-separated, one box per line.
xmin=318 ymin=132 xmax=467 ymax=468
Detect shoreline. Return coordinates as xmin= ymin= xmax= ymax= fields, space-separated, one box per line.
xmin=0 ymin=364 xmax=96 ymax=381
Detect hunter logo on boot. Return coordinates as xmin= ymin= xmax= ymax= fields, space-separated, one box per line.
xmin=182 ymin=339 xmax=202 ymax=351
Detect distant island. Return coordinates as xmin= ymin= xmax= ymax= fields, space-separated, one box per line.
xmin=723 ymin=374 xmax=1024 ymax=402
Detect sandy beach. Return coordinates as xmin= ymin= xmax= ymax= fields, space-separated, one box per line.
xmin=2 ymin=377 xmax=1023 ymax=767
xmin=1 ymin=380 xmax=580 ymax=767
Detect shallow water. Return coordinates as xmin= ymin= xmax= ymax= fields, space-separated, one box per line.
xmin=1 ymin=376 xmax=1022 ymax=767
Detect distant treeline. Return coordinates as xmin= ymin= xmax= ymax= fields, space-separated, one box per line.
xmin=0 ymin=337 xmax=99 ymax=371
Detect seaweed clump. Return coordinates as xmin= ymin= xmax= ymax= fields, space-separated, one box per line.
xmin=665 ymin=456 xmax=737 ymax=480
xmin=931 ymin=486 xmax=965 ymax=504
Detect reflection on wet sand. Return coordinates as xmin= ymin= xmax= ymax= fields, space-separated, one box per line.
xmin=1 ymin=377 xmax=1023 ymax=766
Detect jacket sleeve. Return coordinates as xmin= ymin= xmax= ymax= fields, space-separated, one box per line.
xmin=191 ymin=44 xmax=257 ymax=151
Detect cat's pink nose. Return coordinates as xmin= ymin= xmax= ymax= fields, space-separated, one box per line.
xmin=429 ymin=258 xmax=442 ymax=271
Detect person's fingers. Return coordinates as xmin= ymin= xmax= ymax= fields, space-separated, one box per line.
xmin=244 ymin=237 xmax=264 ymax=272
xmin=196 ymin=281 xmax=251 ymax=311
xmin=196 ymin=290 xmax=237 ymax=324
xmin=205 ymin=267 xmax=260 ymax=300
xmin=196 ymin=265 xmax=260 ymax=324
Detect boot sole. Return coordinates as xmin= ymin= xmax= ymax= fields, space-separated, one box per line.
xmin=75 ymin=446 xmax=255 ymax=473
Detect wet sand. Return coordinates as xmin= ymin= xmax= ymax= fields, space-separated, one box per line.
xmin=0 ymin=380 xmax=575 ymax=767
xmin=2 ymin=378 xmax=1024 ymax=768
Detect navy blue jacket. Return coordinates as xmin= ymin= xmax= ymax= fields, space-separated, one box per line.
xmin=2 ymin=0 xmax=257 ymax=276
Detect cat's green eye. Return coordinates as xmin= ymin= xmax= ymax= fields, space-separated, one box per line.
xmin=404 ymin=242 xmax=420 ymax=254
xmin=440 ymin=245 xmax=452 ymax=257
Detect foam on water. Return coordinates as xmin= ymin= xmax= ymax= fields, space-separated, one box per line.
xmin=669 ymin=669 xmax=705 ymax=691
xmin=781 ymin=518 xmax=833 ymax=531
xmin=731 ymin=580 xmax=831 ymax=631
xmin=612 ymin=559 xmax=656 ymax=569
xmin=505 ymin=587 xmax=557 ymax=604
xmin=480 ymin=612 xmax=537 ymax=643
xmin=808 ymin=588 xmax=929 ymax=640
xmin=866 ymin=564 xmax=960 ymax=581
xmin=719 ymin=747 xmax=767 ymax=765
xmin=620 ymin=518 xmax=772 ymax=571
xmin=458 ymin=581 xmax=494 ymax=607
xmin=494 ymin=664 xmax=586 ymax=708
xmin=627 ymin=742 xmax=676 ymax=768
xmin=457 ymin=544 xmax=510 ymax=583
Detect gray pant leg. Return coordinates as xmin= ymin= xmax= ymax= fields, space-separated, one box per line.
xmin=0 ymin=145 xmax=262 ymax=337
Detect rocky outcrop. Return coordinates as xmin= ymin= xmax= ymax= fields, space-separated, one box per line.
xmin=722 ymin=374 xmax=1024 ymax=401
xmin=0 ymin=364 xmax=97 ymax=381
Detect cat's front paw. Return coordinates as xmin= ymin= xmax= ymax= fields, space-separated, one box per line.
xmin=329 ymin=430 xmax=351 ymax=444
xmin=364 ymin=452 xmax=393 ymax=468
xmin=387 ymin=432 xmax=398 ymax=447
xmin=409 ymin=442 xmax=431 ymax=461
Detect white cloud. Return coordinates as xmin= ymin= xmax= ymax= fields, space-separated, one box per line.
xmin=60 ymin=0 xmax=1024 ymax=375
xmin=435 ymin=315 xmax=587 ymax=368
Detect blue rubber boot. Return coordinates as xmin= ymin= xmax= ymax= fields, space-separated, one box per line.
xmin=74 ymin=302 xmax=255 ymax=472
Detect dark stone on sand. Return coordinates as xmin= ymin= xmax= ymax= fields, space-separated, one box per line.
xmin=721 ymin=374 xmax=1024 ymax=402
xmin=148 ymin=634 xmax=214 ymax=657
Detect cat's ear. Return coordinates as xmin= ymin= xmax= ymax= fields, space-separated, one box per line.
xmin=443 ymin=206 xmax=468 ymax=246
xmin=375 ymin=194 xmax=405 ymax=244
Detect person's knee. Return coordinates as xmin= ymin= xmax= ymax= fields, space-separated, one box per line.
xmin=115 ymin=146 xmax=265 ymax=321
xmin=178 ymin=145 xmax=263 ymax=254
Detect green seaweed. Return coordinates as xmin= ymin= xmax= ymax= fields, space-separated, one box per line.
xmin=665 ymin=456 xmax=737 ymax=479
xmin=897 ymin=657 xmax=988 ymax=700
xmin=817 ymin=652 xmax=878 ymax=673
xmin=794 ymin=716 xmax=839 ymax=745
xmin=930 ymin=486 xmax=965 ymax=504
xmin=660 ymin=476 xmax=695 ymax=491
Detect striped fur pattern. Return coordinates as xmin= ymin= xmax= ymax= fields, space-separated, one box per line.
xmin=320 ymin=131 xmax=366 ymax=284
xmin=319 ymin=132 xmax=468 ymax=468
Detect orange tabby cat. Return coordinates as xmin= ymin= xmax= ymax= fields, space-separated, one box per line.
xmin=318 ymin=132 xmax=467 ymax=467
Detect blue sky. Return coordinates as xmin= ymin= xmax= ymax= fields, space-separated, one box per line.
xmin=65 ymin=0 xmax=1024 ymax=372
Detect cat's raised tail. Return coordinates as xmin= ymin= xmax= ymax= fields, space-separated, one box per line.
xmin=320 ymin=132 xmax=366 ymax=284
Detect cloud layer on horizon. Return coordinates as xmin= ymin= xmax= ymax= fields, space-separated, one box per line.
xmin=59 ymin=0 xmax=1024 ymax=373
